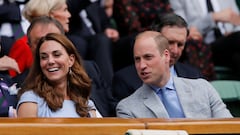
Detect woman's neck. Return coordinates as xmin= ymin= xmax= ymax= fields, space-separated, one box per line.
xmin=54 ymin=81 xmax=69 ymax=99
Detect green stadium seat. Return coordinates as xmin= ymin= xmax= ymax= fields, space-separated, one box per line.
xmin=211 ymin=80 xmax=240 ymax=117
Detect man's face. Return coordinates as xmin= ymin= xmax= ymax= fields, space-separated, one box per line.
xmin=134 ymin=35 xmax=170 ymax=86
xmin=29 ymin=23 xmax=62 ymax=54
xmin=161 ymin=26 xmax=187 ymax=66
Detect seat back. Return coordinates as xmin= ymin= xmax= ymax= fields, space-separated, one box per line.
xmin=211 ymin=80 xmax=240 ymax=117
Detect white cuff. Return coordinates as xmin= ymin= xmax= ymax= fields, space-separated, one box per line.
xmin=8 ymin=106 xmax=14 ymax=117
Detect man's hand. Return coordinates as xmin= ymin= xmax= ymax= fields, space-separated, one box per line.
xmin=0 ymin=55 xmax=20 ymax=73
xmin=212 ymin=8 xmax=240 ymax=25
xmin=104 ymin=28 xmax=119 ymax=42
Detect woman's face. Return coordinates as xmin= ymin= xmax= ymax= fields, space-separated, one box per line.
xmin=39 ymin=40 xmax=74 ymax=84
xmin=50 ymin=3 xmax=71 ymax=32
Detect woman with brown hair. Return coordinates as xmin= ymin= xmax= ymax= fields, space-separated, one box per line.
xmin=17 ymin=33 xmax=97 ymax=117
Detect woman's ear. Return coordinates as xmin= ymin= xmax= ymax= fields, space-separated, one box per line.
xmin=68 ymin=54 xmax=75 ymax=67
xmin=48 ymin=12 xmax=54 ymax=18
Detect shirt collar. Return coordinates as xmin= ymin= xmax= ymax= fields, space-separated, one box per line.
xmin=170 ymin=65 xmax=177 ymax=77
xmin=165 ymin=74 xmax=174 ymax=90
xmin=150 ymin=74 xmax=175 ymax=93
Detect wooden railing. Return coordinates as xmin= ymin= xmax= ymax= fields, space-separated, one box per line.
xmin=140 ymin=118 xmax=240 ymax=134
xmin=0 ymin=118 xmax=239 ymax=135
xmin=0 ymin=118 xmax=144 ymax=135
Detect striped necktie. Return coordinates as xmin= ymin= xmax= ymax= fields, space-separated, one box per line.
xmin=12 ymin=23 xmax=25 ymax=40
xmin=0 ymin=82 xmax=9 ymax=108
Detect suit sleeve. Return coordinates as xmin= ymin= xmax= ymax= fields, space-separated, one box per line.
xmin=0 ymin=107 xmax=9 ymax=117
xmin=67 ymin=0 xmax=95 ymax=14
xmin=0 ymin=2 xmax=21 ymax=23
xmin=116 ymin=100 xmax=135 ymax=118
xmin=112 ymin=74 xmax=130 ymax=101
xmin=204 ymin=80 xmax=233 ymax=118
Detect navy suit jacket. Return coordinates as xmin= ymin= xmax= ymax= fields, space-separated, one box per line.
xmin=68 ymin=1 xmax=114 ymax=87
xmin=0 ymin=2 xmax=22 ymax=113
xmin=112 ymin=62 xmax=204 ymax=108
xmin=0 ymin=2 xmax=22 ymax=55
xmin=0 ymin=2 xmax=21 ymax=23
xmin=83 ymin=60 xmax=115 ymax=117
xmin=68 ymin=0 xmax=111 ymax=37
xmin=0 ymin=74 xmax=17 ymax=117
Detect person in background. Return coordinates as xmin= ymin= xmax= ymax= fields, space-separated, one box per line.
xmin=0 ymin=74 xmax=18 ymax=117
xmin=1 ymin=0 xmax=30 ymax=84
xmin=112 ymin=13 xmax=203 ymax=110
xmin=170 ymin=0 xmax=240 ymax=78
xmin=100 ymin=0 xmax=117 ymax=29
xmin=17 ymin=33 xmax=98 ymax=117
xmin=0 ymin=6 xmax=21 ymax=115
xmin=0 ymin=42 xmax=19 ymax=117
xmin=116 ymin=31 xmax=232 ymax=118
xmin=0 ymin=0 xmax=29 ymax=56
xmin=67 ymin=0 xmax=118 ymax=85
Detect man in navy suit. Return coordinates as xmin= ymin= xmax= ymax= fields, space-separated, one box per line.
xmin=67 ymin=0 xmax=118 ymax=86
xmin=0 ymin=1 xmax=22 ymax=115
xmin=0 ymin=74 xmax=18 ymax=117
xmin=112 ymin=13 xmax=204 ymax=112
xmin=0 ymin=1 xmax=22 ymax=55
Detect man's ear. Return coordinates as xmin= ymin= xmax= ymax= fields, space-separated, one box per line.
xmin=164 ymin=49 xmax=170 ymax=61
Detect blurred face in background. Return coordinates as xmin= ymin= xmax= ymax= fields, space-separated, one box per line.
xmin=50 ymin=3 xmax=71 ymax=32
xmin=160 ymin=26 xmax=187 ymax=66
xmin=29 ymin=23 xmax=62 ymax=54
xmin=103 ymin=0 xmax=114 ymax=17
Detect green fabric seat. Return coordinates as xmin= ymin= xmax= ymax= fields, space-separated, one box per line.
xmin=211 ymin=80 xmax=240 ymax=102
xmin=211 ymin=80 xmax=240 ymax=117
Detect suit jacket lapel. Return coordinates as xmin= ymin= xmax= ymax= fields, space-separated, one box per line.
xmin=141 ymin=84 xmax=169 ymax=118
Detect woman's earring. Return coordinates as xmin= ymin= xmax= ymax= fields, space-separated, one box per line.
xmin=69 ymin=67 xmax=72 ymax=75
